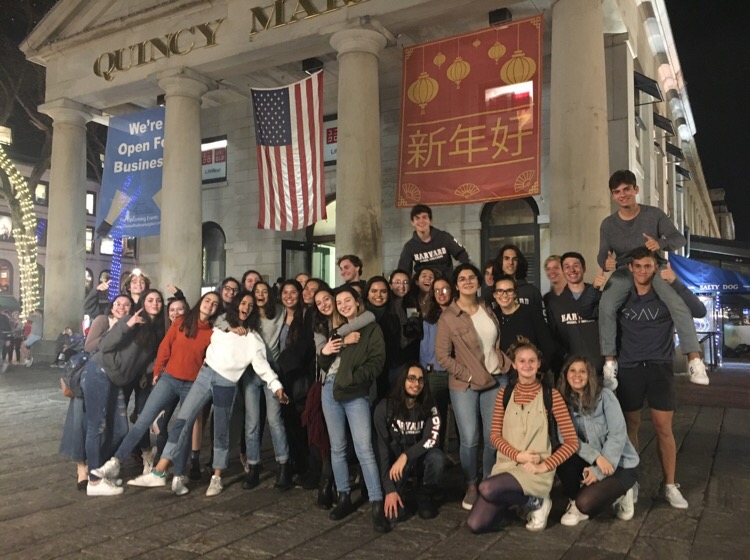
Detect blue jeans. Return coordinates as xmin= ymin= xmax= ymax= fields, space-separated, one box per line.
xmin=321 ymin=375 xmax=383 ymax=501
xmin=599 ymin=266 xmax=700 ymax=356
xmin=161 ymin=365 xmax=237 ymax=473
xmin=241 ymin=368 xmax=289 ymax=464
xmin=82 ymin=361 xmax=128 ymax=481
xmin=113 ymin=373 xmax=193 ymax=466
xmin=450 ymin=379 xmax=504 ymax=484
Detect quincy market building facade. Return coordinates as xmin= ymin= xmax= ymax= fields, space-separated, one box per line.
xmin=21 ymin=0 xmax=719 ymax=338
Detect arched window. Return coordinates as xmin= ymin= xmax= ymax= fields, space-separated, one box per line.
xmin=202 ymin=222 xmax=226 ymax=287
xmin=481 ymin=198 xmax=541 ymax=287
xmin=0 ymin=259 xmax=12 ymax=294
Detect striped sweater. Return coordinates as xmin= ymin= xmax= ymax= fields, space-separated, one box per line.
xmin=490 ymin=381 xmax=578 ymax=471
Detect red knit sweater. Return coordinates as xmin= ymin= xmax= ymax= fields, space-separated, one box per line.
xmin=153 ymin=316 xmax=213 ymax=382
xmin=490 ymin=381 xmax=578 ymax=471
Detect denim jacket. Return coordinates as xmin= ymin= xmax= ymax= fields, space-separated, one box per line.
xmin=568 ymin=388 xmax=639 ymax=480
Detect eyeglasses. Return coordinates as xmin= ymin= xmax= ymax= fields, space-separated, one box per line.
xmin=434 ymin=287 xmax=450 ymax=295
xmin=406 ymin=375 xmax=425 ymax=385
xmin=223 ymin=286 xmax=239 ymax=294
xmin=391 ymin=280 xmax=409 ymax=286
xmin=494 ymin=288 xmax=516 ymax=296
xmin=457 ymin=275 xmax=478 ymax=284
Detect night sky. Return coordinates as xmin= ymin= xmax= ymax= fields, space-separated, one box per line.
xmin=665 ymin=0 xmax=750 ymax=242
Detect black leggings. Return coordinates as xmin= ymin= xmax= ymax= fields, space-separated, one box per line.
xmin=557 ymin=454 xmax=637 ymax=516
xmin=466 ymin=473 xmax=529 ymax=533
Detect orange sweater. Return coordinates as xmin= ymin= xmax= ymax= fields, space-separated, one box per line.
xmin=153 ymin=316 xmax=213 ymax=382
xmin=490 ymin=381 xmax=578 ymax=471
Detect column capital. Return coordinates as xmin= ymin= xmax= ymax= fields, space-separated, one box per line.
xmin=38 ymin=98 xmax=99 ymax=127
xmin=330 ymin=28 xmax=387 ymax=58
xmin=153 ymin=67 xmax=216 ymax=99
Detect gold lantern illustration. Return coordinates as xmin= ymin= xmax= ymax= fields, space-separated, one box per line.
xmin=488 ymin=41 xmax=506 ymax=65
xmin=433 ymin=52 xmax=446 ymax=68
xmin=501 ymin=50 xmax=536 ymax=84
xmin=447 ymin=56 xmax=470 ymax=89
xmin=501 ymin=23 xmax=536 ymax=84
xmin=408 ymin=71 xmax=439 ymax=114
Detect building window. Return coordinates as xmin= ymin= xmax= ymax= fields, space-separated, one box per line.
xmin=36 ymin=219 xmax=48 ymax=247
xmin=86 ymin=192 xmax=96 ymax=216
xmin=34 ymin=183 xmax=48 ymax=206
xmin=0 ymin=214 xmax=14 ymax=242
xmin=481 ymin=198 xmax=541 ymax=287
xmin=100 ymin=236 xmax=136 ymax=258
xmin=202 ymin=222 xmax=226 ymax=287
xmin=85 ymin=227 xmax=95 ymax=254
xmin=0 ymin=259 xmax=12 ymax=294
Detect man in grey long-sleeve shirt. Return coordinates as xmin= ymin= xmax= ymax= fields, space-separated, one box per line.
xmin=597 ymin=170 xmax=709 ymax=388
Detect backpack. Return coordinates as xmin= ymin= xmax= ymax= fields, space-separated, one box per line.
xmin=502 ymin=380 xmax=560 ymax=450
xmin=60 ymin=351 xmax=90 ymax=399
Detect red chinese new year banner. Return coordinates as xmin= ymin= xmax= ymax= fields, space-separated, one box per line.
xmin=397 ymin=15 xmax=543 ymax=207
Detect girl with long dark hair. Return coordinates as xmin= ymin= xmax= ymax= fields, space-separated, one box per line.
xmin=373 ymin=362 xmax=445 ymax=523
xmin=121 ymin=290 xmax=288 ymax=497
xmin=92 ymin=292 xmax=221 ymax=495
xmin=83 ymin=289 xmax=165 ymax=496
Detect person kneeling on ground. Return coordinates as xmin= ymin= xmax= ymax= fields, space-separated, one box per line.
xmin=466 ymin=338 xmax=578 ymax=533
xmin=374 ymin=362 xmax=445 ymax=524
xmin=556 ymin=357 xmax=639 ymax=526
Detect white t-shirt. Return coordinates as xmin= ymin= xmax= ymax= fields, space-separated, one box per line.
xmin=470 ymin=308 xmax=500 ymax=374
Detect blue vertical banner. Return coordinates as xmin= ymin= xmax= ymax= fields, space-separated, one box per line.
xmin=96 ymin=106 xmax=166 ymax=238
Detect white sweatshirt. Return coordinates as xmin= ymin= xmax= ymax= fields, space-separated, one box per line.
xmin=204 ymin=328 xmax=282 ymax=393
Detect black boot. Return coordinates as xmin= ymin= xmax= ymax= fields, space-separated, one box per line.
xmin=274 ymin=462 xmax=292 ymax=491
xmin=371 ymin=500 xmax=390 ymax=533
xmin=417 ymin=487 xmax=438 ymax=519
xmin=329 ymin=492 xmax=355 ymax=521
xmin=242 ymin=464 xmax=261 ymax=489
xmin=317 ymin=478 xmax=334 ymax=510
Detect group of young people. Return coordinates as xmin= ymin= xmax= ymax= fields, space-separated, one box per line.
xmin=58 ymin=168 xmax=705 ymax=533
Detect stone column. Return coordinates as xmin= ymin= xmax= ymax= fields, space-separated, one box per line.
xmin=330 ymin=28 xmax=387 ymax=279
xmin=38 ymin=99 xmax=95 ymax=339
xmin=549 ymin=0 xmax=611 ymax=274
xmin=156 ymin=69 xmax=212 ymax=302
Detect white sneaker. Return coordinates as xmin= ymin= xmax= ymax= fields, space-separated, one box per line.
xmin=90 ymin=457 xmax=120 ymax=480
xmin=663 ymin=483 xmax=688 ymax=509
xmin=25 ymin=357 xmax=33 ymax=367
xmin=461 ymin=487 xmax=478 ymax=511
xmin=526 ymin=496 xmax=552 ymax=531
xmin=560 ymin=500 xmax=588 ymax=526
xmin=87 ymin=478 xmax=124 ymax=496
xmin=206 ymin=475 xmax=223 ymax=497
xmin=1 ymin=362 xmax=8 ymax=373
xmin=603 ymin=360 xmax=618 ymax=391
xmin=688 ymin=358 xmax=709 ymax=386
xmin=614 ymin=488 xmax=635 ymax=520
xmin=127 ymin=471 xmax=167 ymax=488
xmin=172 ymin=475 xmax=189 ymax=496
xmin=142 ymin=447 xmax=156 ymax=474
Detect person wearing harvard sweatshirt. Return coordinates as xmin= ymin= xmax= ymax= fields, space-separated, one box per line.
xmin=398 ymin=204 xmax=471 ymax=279
xmin=374 ymin=362 xmax=445 ymax=525
xmin=89 ymin=292 xmax=221 ymax=495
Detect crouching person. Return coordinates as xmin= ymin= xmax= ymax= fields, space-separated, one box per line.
xmin=467 ymin=338 xmax=578 ymax=533
xmin=556 ymin=357 xmax=639 ymax=526
xmin=374 ymin=362 xmax=445 ymax=524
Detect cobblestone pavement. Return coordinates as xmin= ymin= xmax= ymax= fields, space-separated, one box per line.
xmin=1 ymin=364 xmax=749 ymax=559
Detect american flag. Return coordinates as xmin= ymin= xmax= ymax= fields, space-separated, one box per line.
xmin=251 ymin=72 xmax=326 ymax=231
